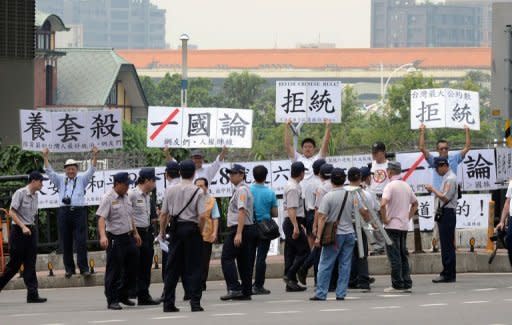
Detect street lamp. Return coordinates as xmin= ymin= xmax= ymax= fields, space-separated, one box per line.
xmin=180 ymin=33 xmax=189 ymax=107
xmin=380 ymin=62 xmax=418 ymax=101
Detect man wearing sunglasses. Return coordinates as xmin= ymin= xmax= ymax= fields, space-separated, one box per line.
xmin=419 ymin=124 xmax=471 ymax=251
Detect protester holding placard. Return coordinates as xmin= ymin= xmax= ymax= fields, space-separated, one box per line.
xmin=425 ymin=157 xmax=458 ymax=283
xmin=284 ymin=119 xmax=331 ymax=180
xmin=43 ymin=146 xmax=99 ymax=279
xmin=190 ymin=147 xmax=228 ymax=183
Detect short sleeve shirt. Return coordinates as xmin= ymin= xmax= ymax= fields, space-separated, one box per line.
xmin=10 ymin=186 xmax=38 ymax=225
xmin=438 ymin=170 xmax=458 ymax=209
xmin=128 ymin=186 xmax=151 ymax=228
xmin=250 ymin=184 xmax=278 ymax=222
xmin=293 ymin=152 xmax=323 ymax=180
xmin=370 ymin=160 xmax=390 ymax=195
xmin=426 ymin=153 xmax=463 ymax=191
xmin=315 ymin=180 xmax=333 ymax=209
xmin=381 ymin=178 xmax=417 ymax=231
xmin=96 ymin=189 xmax=133 ymax=235
xmin=302 ymin=175 xmax=322 ymax=211
xmin=161 ymin=180 xmax=206 ymax=224
xmin=227 ymin=183 xmax=254 ymax=226
xmin=283 ymin=179 xmax=305 ymax=218
xmin=318 ymin=188 xmax=355 ymax=235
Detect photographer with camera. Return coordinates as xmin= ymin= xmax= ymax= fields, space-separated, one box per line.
xmin=43 ymin=146 xmax=99 ymax=278
xmin=495 ymin=180 xmax=512 ymax=266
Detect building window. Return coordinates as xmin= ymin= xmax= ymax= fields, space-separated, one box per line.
xmin=107 ymin=82 xmax=118 ymax=106
xmin=37 ymin=32 xmax=51 ymax=50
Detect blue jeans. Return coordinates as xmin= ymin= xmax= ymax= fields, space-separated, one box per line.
xmin=253 ymin=238 xmax=271 ymax=288
xmin=315 ymin=233 xmax=355 ymax=299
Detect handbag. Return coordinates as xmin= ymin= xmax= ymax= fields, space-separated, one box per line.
xmin=434 ymin=201 xmax=448 ymax=223
xmin=321 ymin=191 xmax=348 ymax=246
xmin=166 ymin=188 xmax=200 ymax=236
xmin=256 ymin=218 xmax=281 ymax=240
xmin=201 ymin=197 xmax=216 ymax=241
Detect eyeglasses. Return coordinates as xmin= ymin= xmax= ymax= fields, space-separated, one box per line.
xmin=438 ymin=147 xmax=449 ymax=151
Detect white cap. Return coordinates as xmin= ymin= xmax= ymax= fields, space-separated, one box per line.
xmin=64 ymin=159 xmax=79 ymax=168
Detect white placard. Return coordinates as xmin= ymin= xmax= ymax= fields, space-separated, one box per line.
xmin=459 ymin=149 xmax=497 ymax=191
xmin=396 ymin=152 xmax=432 ymax=193
xmin=208 ymin=162 xmax=233 ymax=198
xmin=410 ymin=88 xmax=480 ymax=130
xmin=147 ymin=106 xmax=184 ymax=148
xmin=326 ymin=155 xmax=354 ymax=171
xmin=270 ymin=160 xmax=292 ymax=195
xmin=20 ymin=109 xmax=123 ymax=152
xmin=182 ymin=107 xmax=218 ymax=148
xmin=216 ymin=108 xmax=253 ymax=148
xmin=275 ymin=81 xmax=342 ymax=123
xmin=85 ymin=171 xmax=106 ymax=206
xmin=495 ymin=147 xmax=512 ymax=182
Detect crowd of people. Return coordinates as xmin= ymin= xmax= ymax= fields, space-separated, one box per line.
xmin=2 ymin=119 xmax=512 ymax=313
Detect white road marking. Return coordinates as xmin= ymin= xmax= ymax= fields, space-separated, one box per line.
xmin=265 ymin=311 xmax=302 ymax=315
xmin=371 ymin=306 xmax=401 ymax=310
xmin=151 ymin=316 xmax=188 ymax=320
xmin=344 ymin=296 xmax=361 ymax=300
xmin=378 ymin=294 xmax=410 ymax=298
xmin=265 ymin=299 xmax=302 ymax=304
xmin=427 ymin=291 xmax=456 ymax=296
xmin=11 ymin=313 xmax=49 ymax=317
xmin=419 ymin=303 xmax=448 ymax=307
xmin=88 ymin=321 xmax=126 ymax=324
xmin=504 ymin=299 xmax=512 ymax=302
xmin=212 ymin=313 xmax=246 ymax=317
xmin=319 ymin=309 xmax=350 ymax=312
xmin=40 ymin=323 xmax=65 ymax=325
xmin=210 ymin=302 xmax=248 ymax=307
xmin=463 ymin=300 xmax=489 ymax=304
xmin=473 ymin=288 xmax=497 ymax=292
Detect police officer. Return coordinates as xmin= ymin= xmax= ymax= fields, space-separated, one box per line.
xmin=97 ymin=172 xmax=142 ymax=310
xmin=43 ymin=146 xmax=99 ymax=278
xmin=220 ymin=164 xmax=258 ymax=301
xmin=159 ymin=160 xmax=206 ymax=313
xmin=0 ymin=171 xmax=47 ymax=303
xmin=127 ymin=168 xmax=161 ymax=305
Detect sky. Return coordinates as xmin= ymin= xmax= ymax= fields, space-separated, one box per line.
xmin=152 ymin=0 xmax=372 ymax=49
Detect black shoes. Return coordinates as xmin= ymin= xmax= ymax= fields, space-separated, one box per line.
xmin=252 ymin=286 xmax=271 ymax=295
xmin=27 ymin=296 xmax=47 ymax=303
xmin=220 ymin=290 xmax=244 ymax=301
xmin=120 ymin=298 xmax=136 ymax=306
xmin=163 ymin=305 xmax=180 ymax=312
xmin=286 ymin=281 xmax=307 ymax=292
xmin=80 ymin=271 xmax=91 ymax=278
xmin=183 ymin=294 xmax=191 ymax=301
xmin=108 ymin=302 xmax=122 ymax=310
xmin=309 ymin=296 xmax=325 ymax=301
xmin=297 ymin=268 xmax=308 ymax=286
xmin=191 ymin=305 xmax=204 ymax=312
xmin=138 ymin=297 xmax=161 ymax=306
xmin=432 ymin=276 xmax=456 ymax=283
xmin=64 ymin=272 xmax=74 ymax=279
xmin=336 ymin=297 xmax=345 ymax=301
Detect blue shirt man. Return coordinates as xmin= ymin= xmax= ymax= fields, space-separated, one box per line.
xmin=250 ymin=165 xmax=278 ymax=294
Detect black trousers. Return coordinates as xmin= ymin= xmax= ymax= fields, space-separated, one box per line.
xmin=135 ymin=227 xmax=154 ymax=299
xmin=350 ymin=230 xmax=370 ymax=287
xmin=221 ymin=225 xmax=258 ymax=296
xmin=438 ymin=208 xmax=456 ymax=280
xmin=201 ymin=241 xmax=213 ymax=289
xmin=253 ymin=238 xmax=271 ymax=288
xmin=385 ymin=229 xmax=412 ymax=290
xmin=57 ymin=206 xmax=89 ymax=274
xmin=0 ymin=225 xmax=39 ymax=297
xmin=104 ymin=232 xmax=138 ymax=305
xmin=283 ymin=218 xmax=309 ymax=282
xmin=163 ymin=222 xmax=202 ymax=308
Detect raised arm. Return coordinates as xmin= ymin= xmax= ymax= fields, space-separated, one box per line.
xmin=318 ymin=119 xmax=331 ymax=158
xmin=82 ymin=146 xmax=98 ymax=185
xmin=460 ymin=125 xmax=471 ymax=157
xmin=418 ymin=124 xmax=431 ymax=160
xmin=284 ymin=119 xmax=295 ymax=160
xmin=42 ymin=148 xmax=62 ymax=187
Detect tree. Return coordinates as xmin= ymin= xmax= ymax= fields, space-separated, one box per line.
xmin=220 ymin=71 xmax=266 ymax=108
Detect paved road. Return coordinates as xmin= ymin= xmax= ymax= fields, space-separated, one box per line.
xmin=1 ymin=274 xmax=512 ymax=325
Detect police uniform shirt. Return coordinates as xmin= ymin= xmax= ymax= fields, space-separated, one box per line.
xmin=96 ymin=189 xmax=134 ymax=235
xmin=314 ymin=180 xmax=333 ymax=209
xmin=10 ymin=185 xmax=38 ymax=225
xmin=438 ymin=169 xmax=458 ymax=209
xmin=302 ymin=175 xmax=322 ymax=211
xmin=227 ymin=183 xmax=254 ymax=227
xmin=283 ymin=179 xmax=305 ymax=218
xmin=161 ymin=180 xmax=206 ymax=224
xmin=128 ymin=186 xmax=151 ymax=228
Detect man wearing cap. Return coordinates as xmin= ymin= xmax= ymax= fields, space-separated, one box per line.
xmin=419 ymin=124 xmax=470 ymax=252
xmin=303 ymin=159 xmax=327 ymax=246
xmin=42 ymin=147 xmax=99 ymax=278
xmin=425 ymin=157 xmax=458 ymax=283
xmin=97 ymin=172 xmax=142 ymax=310
xmin=159 ymin=160 xmax=206 ymax=312
xmin=297 ymin=163 xmax=333 ymax=286
xmin=284 ymin=119 xmax=331 ymax=180
xmin=283 ymin=161 xmax=309 ymax=292
xmin=220 ymin=164 xmax=258 ymax=300
xmin=380 ymin=161 xmax=418 ymax=293
xmin=127 ymin=168 xmax=161 ymax=306
xmin=0 ymin=171 xmax=47 ymax=303
xmin=190 ymin=147 xmax=228 ymax=183
xmin=311 ymin=168 xmax=367 ymax=301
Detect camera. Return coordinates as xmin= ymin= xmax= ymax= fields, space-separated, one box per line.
xmin=62 ymin=196 xmax=71 ymax=205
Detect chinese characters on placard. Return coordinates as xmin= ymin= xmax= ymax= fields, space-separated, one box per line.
xmin=20 ymin=109 xmax=123 ymax=152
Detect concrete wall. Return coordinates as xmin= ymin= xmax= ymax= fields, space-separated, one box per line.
xmin=0 ymin=59 xmax=35 ymax=145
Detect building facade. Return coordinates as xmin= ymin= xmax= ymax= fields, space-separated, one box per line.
xmin=36 ymin=0 xmax=166 ymax=49
xmin=371 ymin=0 xmax=490 ymax=48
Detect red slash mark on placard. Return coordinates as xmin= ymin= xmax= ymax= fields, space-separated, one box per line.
xmin=150 ymin=108 xmax=180 ymax=141
xmin=402 ymin=154 xmax=426 ymax=181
